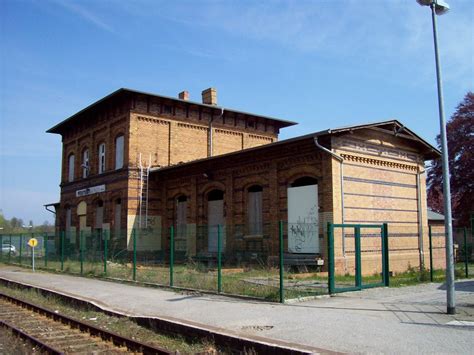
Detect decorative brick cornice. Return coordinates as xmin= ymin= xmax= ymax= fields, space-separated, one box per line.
xmin=341 ymin=153 xmax=418 ymax=171
xmin=215 ymin=128 xmax=243 ymax=136
xmin=137 ymin=115 xmax=169 ymax=125
xmin=248 ymin=134 xmax=272 ymax=141
xmin=177 ymin=122 xmax=207 ymax=131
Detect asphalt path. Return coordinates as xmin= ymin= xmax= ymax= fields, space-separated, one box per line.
xmin=0 ymin=266 xmax=472 ymax=354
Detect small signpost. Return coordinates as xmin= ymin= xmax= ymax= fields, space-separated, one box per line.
xmin=28 ymin=238 xmax=38 ymax=272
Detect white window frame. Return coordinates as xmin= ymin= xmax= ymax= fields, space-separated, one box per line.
xmin=82 ymin=149 xmax=89 ymax=178
xmin=115 ymin=135 xmax=124 ymax=170
xmin=68 ymin=154 xmax=75 ymax=182
xmin=98 ymin=143 xmax=106 ymax=174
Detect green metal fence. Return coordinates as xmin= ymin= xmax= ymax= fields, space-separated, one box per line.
xmin=428 ymin=226 xmax=473 ymax=281
xmin=0 ymin=222 xmax=329 ymax=303
xmin=327 ymin=222 xmax=389 ymax=294
xmin=2 ymin=222 xmax=471 ymax=302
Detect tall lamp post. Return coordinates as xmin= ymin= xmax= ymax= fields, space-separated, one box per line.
xmin=416 ymin=0 xmax=455 ymax=314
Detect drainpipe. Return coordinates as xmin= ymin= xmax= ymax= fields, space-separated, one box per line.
xmin=313 ymin=137 xmax=346 ymax=259
xmin=208 ymin=108 xmax=224 ymax=157
xmin=417 ymin=166 xmax=426 ymax=269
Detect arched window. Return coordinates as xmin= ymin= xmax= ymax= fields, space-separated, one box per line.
xmin=287 ymin=176 xmax=319 ymax=254
xmin=95 ymin=200 xmax=104 ymax=229
xmin=207 ymin=189 xmax=225 ymax=252
xmin=291 ymin=176 xmax=318 ymax=187
xmin=98 ymin=143 xmax=106 ymax=174
xmin=114 ymin=198 xmax=121 ymax=238
xmin=65 ymin=206 xmax=72 ymax=231
xmin=82 ymin=148 xmax=89 ymax=178
xmin=247 ymin=185 xmax=263 ymax=235
xmin=68 ymin=154 xmax=75 ymax=182
xmin=115 ymin=135 xmax=124 ymax=170
xmin=176 ymin=195 xmax=188 ymax=251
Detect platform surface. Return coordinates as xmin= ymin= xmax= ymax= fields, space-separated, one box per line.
xmin=1 ymin=265 xmax=473 ymax=354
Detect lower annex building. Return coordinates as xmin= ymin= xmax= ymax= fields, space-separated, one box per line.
xmin=46 ymin=87 xmax=442 ymax=274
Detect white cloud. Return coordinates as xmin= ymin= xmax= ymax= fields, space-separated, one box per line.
xmin=144 ymin=0 xmax=472 ymax=87
xmin=50 ymin=0 xmax=115 ymax=33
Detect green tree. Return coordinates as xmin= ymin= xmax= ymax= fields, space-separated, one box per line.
xmin=427 ymin=92 xmax=474 ymax=227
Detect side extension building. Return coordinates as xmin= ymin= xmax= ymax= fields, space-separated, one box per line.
xmin=47 ymin=88 xmax=442 ymax=274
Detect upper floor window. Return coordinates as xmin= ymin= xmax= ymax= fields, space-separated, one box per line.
xmin=68 ymin=154 xmax=75 ymax=182
xmin=82 ymin=149 xmax=89 ymax=178
xmin=98 ymin=143 xmax=106 ymax=174
xmin=115 ymin=135 xmax=124 ymax=170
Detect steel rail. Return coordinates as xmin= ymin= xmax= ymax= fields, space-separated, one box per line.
xmin=0 ymin=292 xmax=171 ymax=355
xmin=0 ymin=319 xmax=64 ymax=355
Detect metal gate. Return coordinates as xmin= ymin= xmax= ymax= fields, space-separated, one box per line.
xmin=327 ymin=222 xmax=389 ymax=294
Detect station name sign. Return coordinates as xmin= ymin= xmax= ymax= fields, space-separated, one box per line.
xmin=76 ymin=184 xmax=106 ymax=197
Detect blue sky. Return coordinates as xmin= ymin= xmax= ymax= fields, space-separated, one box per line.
xmin=0 ymin=0 xmax=473 ymax=224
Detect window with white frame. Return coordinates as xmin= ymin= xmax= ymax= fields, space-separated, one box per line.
xmin=115 ymin=135 xmax=124 ymax=170
xmin=98 ymin=143 xmax=106 ymax=174
xmin=82 ymin=149 xmax=89 ymax=178
xmin=68 ymin=154 xmax=75 ymax=182
xmin=247 ymin=185 xmax=263 ymax=235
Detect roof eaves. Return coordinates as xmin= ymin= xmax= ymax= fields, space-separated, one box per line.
xmin=47 ymin=88 xmax=298 ymax=134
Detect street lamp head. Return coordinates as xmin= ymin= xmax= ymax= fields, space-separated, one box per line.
xmin=416 ymin=0 xmax=450 ymax=15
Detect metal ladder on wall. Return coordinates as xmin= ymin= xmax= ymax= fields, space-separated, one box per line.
xmin=138 ymin=153 xmax=151 ymax=228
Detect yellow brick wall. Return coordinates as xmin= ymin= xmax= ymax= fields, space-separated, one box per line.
xmin=331 ymin=130 xmax=432 ymax=275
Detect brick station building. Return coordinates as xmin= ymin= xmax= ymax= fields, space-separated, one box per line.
xmin=47 ymin=87 xmax=442 ymax=274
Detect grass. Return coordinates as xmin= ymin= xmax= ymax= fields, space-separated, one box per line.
xmin=0 ymin=283 xmax=217 ymax=354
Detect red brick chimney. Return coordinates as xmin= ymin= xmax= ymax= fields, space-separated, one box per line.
xmin=201 ymin=88 xmax=217 ymax=105
xmin=178 ymin=91 xmax=189 ymax=101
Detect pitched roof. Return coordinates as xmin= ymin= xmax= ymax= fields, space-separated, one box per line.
xmin=428 ymin=208 xmax=445 ymax=221
xmin=46 ymin=88 xmax=297 ymax=134
xmin=151 ymin=119 xmax=441 ymax=174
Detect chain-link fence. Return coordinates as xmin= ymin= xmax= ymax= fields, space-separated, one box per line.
xmin=0 ymin=222 xmax=326 ymax=302
xmin=1 ymin=223 xmax=472 ymax=301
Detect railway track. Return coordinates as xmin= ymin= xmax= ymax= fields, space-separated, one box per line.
xmin=0 ymin=292 xmax=171 ymax=354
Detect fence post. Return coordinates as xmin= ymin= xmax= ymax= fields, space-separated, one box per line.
xmin=327 ymin=222 xmax=335 ymax=294
xmin=217 ymin=225 xmax=222 ymax=293
xmin=169 ymin=225 xmax=174 ymax=287
xmin=44 ymin=233 xmax=48 ymax=268
xmin=382 ymin=223 xmax=390 ymax=287
xmin=355 ymin=226 xmax=362 ymax=289
xmin=464 ymin=227 xmax=468 ymax=278
xmin=104 ymin=229 xmax=108 ymax=275
xmin=429 ymin=225 xmax=434 ymax=282
xmin=19 ymin=235 xmax=23 ymax=265
xmin=80 ymin=230 xmax=84 ymax=275
xmin=133 ymin=228 xmax=137 ymax=281
xmin=61 ymin=231 xmax=64 ymax=271
xmin=279 ymin=221 xmax=284 ymax=303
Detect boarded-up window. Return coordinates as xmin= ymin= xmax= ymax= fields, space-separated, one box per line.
xmin=66 ymin=207 xmax=72 ymax=231
xmin=247 ymin=185 xmax=263 ymax=235
xmin=115 ymin=135 xmax=124 ymax=170
xmin=68 ymin=154 xmax=75 ymax=182
xmin=114 ymin=199 xmax=121 ymax=239
xmin=288 ymin=177 xmax=319 ymax=253
xmin=207 ymin=189 xmax=225 ymax=252
xmin=96 ymin=200 xmax=104 ymax=229
xmin=176 ymin=196 xmax=187 ymax=251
